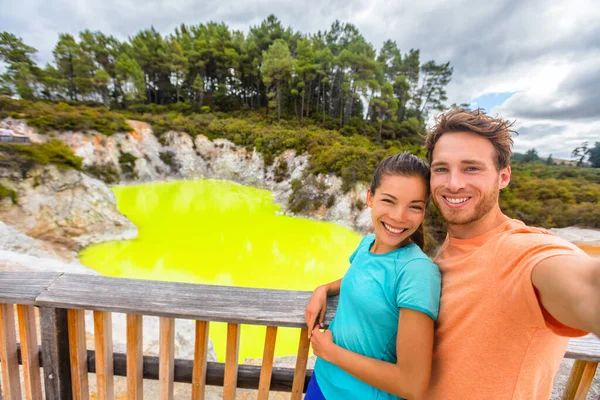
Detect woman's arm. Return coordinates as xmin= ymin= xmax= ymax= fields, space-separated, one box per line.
xmin=305 ymin=279 xmax=341 ymax=336
xmin=310 ymin=308 xmax=434 ymax=400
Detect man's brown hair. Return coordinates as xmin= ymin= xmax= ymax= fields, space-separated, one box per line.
xmin=425 ymin=108 xmax=516 ymax=169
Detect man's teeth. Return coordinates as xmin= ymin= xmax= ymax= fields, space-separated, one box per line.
xmin=445 ymin=197 xmax=469 ymax=204
xmin=383 ymin=223 xmax=406 ymax=234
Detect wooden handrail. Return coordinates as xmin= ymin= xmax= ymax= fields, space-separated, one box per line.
xmin=0 ymin=271 xmax=598 ymax=400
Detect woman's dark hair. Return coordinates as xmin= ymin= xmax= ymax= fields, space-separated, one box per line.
xmin=369 ymin=152 xmax=431 ymax=250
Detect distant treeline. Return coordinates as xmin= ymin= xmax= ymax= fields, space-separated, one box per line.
xmin=1 ymin=15 xmax=454 ymax=138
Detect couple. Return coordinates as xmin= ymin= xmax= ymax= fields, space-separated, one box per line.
xmin=303 ymin=108 xmax=600 ymax=399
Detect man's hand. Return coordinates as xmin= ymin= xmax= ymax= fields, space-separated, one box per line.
xmin=310 ymin=328 xmax=335 ymax=361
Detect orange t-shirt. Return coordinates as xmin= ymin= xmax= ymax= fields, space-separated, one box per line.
xmin=427 ymin=218 xmax=588 ymax=399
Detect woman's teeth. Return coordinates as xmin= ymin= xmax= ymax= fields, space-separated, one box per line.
xmin=383 ymin=222 xmax=406 ymax=234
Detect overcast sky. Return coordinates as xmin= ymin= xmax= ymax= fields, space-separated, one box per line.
xmin=1 ymin=0 xmax=598 ymax=159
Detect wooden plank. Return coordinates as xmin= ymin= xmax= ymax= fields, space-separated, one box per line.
xmin=222 ymin=323 xmax=240 ymax=400
xmin=39 ymin=307 xmax=72 ymax=400
xmin=0 ymin=304 xmax=22 ymax=400
xmin=159 ymin=317 xmax=175 ymax=400
xmin=16 ymin=305 xmax=42 ymax=400
xmin=290 ymin=328 xmax=310 ymax=400
xmin=93 ymin=311 xmax=114 ymax=400
xmin=565 ymin=334 xmax=600 ymax=362
xmin=67 ymin=309 xmax=88 ymax=400
xmin=562 ymin=360 xmax=598 ymax=400
xmin=0 ymin=272 xmax=62 ymax=305
xmin=21 ymin=346 xmax=312 ymax=392
xmin=126 ymin=314 xmax=143 ymax=400
xmin=191 ymin=320 xmax=209 ymax=400
xmin=36 ymin=273 xmax=339 ymax=328
xmin=257 ymin=326 xmax=278 ymax=400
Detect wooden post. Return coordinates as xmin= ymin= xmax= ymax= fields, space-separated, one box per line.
xmin=562 ymin=360 xmax=598 ymax=400
xmin=159 ymin=317 xmax=175 ymax=400
xmin=222 ymin=323 xmax=241 ymax=400
xmin=16 ymin=305 xmax=43 ymax=400
xmin=257 ymin=326 xmax=278 ymax=400
xmin=291 ymin=328 xmax=310 ymax=400
xmin=67 ymin=309 xmax=88 ymax=400
xmin=93 ymin=311 xmax=114 ymax=400
xmin=0 ymin=304 xmax=22 ymax=400
xmin=191 ymin=321 xmax=210 ymax=400
xmin=40 ymin=307 xmax=72 ymax=400
xmin=126 ymin=314 xmax=143 ymax=400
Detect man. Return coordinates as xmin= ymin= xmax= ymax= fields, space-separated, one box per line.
xmin=425 ymin=108 xmax=600 ymax=399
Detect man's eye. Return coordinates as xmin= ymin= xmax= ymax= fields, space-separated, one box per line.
xmin=466 ymin=167 xmax=480 ymax=172
xmin=434 ymin=168 xmax=447 ymax=173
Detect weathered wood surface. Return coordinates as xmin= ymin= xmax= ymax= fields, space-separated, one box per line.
xmin=565 ymin=334 xmax=600 ymax=362
xmin=17 ymin=346 xmax=313 ymax=392
xmin=67 ymin=309 xmax=89 ymax=400
xmin=0 ymin=272 xmax=62 ymax=305
xmin=126 ymin=314 xmax=143 ymax=400
xmin=291 ymin=328 xmax=311 ymax=400
xmin=222 ymin=323 xmax=241 ymax=400
xmin=35 ymin=273 xmax=338 ymax=328
xmin=0 ymin=304 xmax=22 ymax=400
xmin=16 ymin=305 xmax=43 ymax=400
xmin=93 ymin=311 xmax=114 ymax=400
xmin=39 ymin=307 xmax=72 ymax=400
xmin=562 ymin=360 xmax=598 ymax=400
xmin=191 ymin=320 xmax=210 ymax=400
xmin=257 ymin=326 xmax=278 ymax=400
xmin=159 ymin=317 xmax=175 ymax=400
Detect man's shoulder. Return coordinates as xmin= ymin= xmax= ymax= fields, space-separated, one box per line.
xmin=494 ymin=219 xmax=580 ymax=253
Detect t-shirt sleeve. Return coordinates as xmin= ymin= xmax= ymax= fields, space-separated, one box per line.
xmin=505 ymin=232 xmax=589 ymax=337
xmin=395 ymin=258 xmax=441 ymax=320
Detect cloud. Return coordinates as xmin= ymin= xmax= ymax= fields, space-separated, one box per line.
xmin=1 ymin=0 xmax=598 ymax=157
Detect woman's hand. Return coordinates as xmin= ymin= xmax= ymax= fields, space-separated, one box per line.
xmin=310 ymin=328 xmax=335 ymax=361
xmin=305 ymin=285 xmax=328 ymax=337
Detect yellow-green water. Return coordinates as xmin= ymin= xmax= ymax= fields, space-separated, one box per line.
xmin=79 ymin=180 xmax=361 ymax=362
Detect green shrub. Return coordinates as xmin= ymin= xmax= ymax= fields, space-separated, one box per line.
xmin=118 ymin=152 xmax=138 ymax=179
xmin=0 ymin=140 xmax=82 ymax=177
xmin=85 ymin=164 xmax=120 ymax=184
xmin=159 ymin=151 xmax=181 ymax=173
xmin=0 ymin=184 xmax=17 ymax=204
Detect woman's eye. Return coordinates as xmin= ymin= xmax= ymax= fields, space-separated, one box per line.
xmin=382 ymin=199 xmax=393 ymax=203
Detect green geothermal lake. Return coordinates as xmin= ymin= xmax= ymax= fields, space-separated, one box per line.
xmin=79 ymin=180 xmax=361 ymax=362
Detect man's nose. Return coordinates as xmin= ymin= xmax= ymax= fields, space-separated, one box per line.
xmin=447 ymin=171 xmax=466 ymax=192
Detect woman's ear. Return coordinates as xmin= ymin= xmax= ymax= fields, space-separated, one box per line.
xmin=366 ymin=189 xmax=374 ymax=208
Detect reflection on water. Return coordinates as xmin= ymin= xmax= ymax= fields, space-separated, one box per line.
xmin=79 ymin=180 xmax=361 ymax=362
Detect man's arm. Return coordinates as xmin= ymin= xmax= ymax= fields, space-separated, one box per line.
xmin=532 ymin=253 xmax=600 ymax=336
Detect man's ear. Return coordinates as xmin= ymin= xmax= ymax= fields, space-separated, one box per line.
xmin=366 ymin=188 xmax=374 ymax=208
xmin=499 ymin=165 xmax=511 ymax=190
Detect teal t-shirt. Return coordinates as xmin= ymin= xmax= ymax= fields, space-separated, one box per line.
xmin=314 ymin=234 xmax=441 ymax=400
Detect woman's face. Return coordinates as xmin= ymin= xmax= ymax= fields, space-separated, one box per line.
xmin=367 ymin=174 xmax=428 ymax=254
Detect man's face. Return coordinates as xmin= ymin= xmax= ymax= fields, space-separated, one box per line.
xmin=430 ymin=131 xmax=510 ymax=226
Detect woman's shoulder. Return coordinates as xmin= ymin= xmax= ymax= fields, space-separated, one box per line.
xmin=396 ymin=246 xmax=439 ymax=275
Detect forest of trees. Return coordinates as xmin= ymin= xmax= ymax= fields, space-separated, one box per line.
xmin=0 ymin=15 xmax=453 ymax=133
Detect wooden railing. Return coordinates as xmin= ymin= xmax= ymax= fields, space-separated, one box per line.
xmin=0 ymin=271 xmax=598 ymax=400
